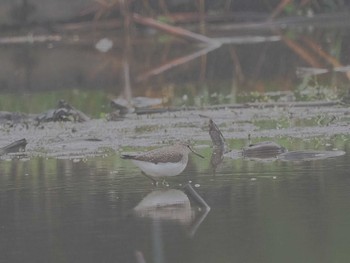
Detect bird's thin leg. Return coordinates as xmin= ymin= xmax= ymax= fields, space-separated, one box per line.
xmin=161 ymin=179 xmax=169 ymax=187
xmin=141 ymin=171 xmax=158 ymax=186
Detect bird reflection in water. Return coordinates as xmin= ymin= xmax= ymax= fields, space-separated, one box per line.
xmin=132 ymin=184 xmax=210 ymax=263
xmin=133 ymin=184 xmax=210 ymax=237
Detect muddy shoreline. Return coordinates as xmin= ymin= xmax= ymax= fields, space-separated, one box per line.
xmin=0 ymin=100 xmax=349 ymax=159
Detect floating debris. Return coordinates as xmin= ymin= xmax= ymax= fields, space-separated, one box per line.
xmin=242 ymin=141 xmax=287 ymax=159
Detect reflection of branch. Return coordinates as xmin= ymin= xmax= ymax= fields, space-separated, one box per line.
xmin=251 ymin=43 xmax=270 ymax=81
xmin=301 ymin=37 xmax=350 ymax=80
xmin=300 ymin=0 xmax=312 ymax=6
xmin=199 ymin=53 xmax=207 ymax=83
xmin=133 ymin=13 xmax=218 ymax=44
xmin=229 ymin=47 xmax=244 ymax=83
xmin=281 ymin=35 xmax=322 ymax=68
xmin=136 ymin=44 xmax=219 ymax=82
xmin=301 ymin=37 xmax=341 ymax=67
xmin=183 ymin=184 xmax=210 ymax=210
xmin=57 ymin=19 xmax=121 ymax=31
xmin=282 ymin=30 xmax=349 ymax=79
xmin=141 ymin=0 xmax=154 ymax=15
xmin=0 ymin=35 xmax=61 ymax=44
xmin=132 ymin=13 xmax=221 ymax=82
xmin=268 ymin=0 xmax=293 ymax=20
xmin=123 ymin=53 xmax=132 ymax=100
xmin=297 ymin=66 xmax=350 ymax=80
xmin=197 ymin=0 xmax=206 ymax=35
xmin=159 ymin=0 xmax=169 ymax=15
xmin=183 ymin=184 xmax=211 ymax=237
xmin=188 ymin=203 xmax=210 ymax=237
xmin=121 ymin=0 xmax=132 ymax=101
xmin=135 ymin=250 xmax=147 ymax=263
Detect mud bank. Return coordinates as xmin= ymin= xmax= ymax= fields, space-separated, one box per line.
xmin=0 ymin=101 xmax=349 ymax=159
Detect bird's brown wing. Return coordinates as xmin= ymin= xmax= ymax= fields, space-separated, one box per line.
xmin=134 ymin=148 xmax=183 ymax=164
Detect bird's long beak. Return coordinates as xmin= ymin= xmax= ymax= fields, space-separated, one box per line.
xmin=189 ymin=146 xmax=205 ymax=158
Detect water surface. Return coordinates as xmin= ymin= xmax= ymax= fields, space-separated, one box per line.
xmin=1 ymin=11 xmax=350 ymax=263
xmin=1 ymin=138 xmax=350 ymax=263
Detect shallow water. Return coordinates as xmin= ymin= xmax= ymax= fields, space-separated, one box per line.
xmin=1 ymin=137 xmax=350 ymax=263
xmin=1 ymin=11 xmax=350 ymax=263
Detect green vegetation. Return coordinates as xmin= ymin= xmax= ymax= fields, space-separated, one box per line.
xmin=0 ymin=89 xmax=111 ymax=118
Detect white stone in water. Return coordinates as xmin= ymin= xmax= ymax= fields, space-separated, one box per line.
xmin=95 ymin=38 xmax=113 ymax=52
xmin=194 ymin=184 xmax=200 ymax=188
xmin=250 ymin=178 xmax=257 ymax=181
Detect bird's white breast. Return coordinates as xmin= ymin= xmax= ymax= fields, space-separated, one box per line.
xmin=132 ymin=160 xmax=187 ymax=177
